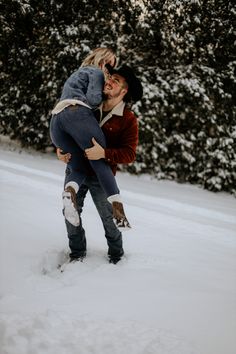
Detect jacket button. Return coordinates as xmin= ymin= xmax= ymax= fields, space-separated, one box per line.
xmin=109 ymin=127 xmax=112 ymax=130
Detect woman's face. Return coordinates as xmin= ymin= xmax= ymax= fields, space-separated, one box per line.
xmin=105 ymin=55 xmax=116 ymax=68
xmin=101 ymin=54 xmax=116 ymax=78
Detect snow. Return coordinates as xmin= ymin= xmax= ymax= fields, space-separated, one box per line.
xmin=0 ymin=145 xmax=236 ymax=354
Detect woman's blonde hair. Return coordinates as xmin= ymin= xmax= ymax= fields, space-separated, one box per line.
xmin=80 ymin=47 xmax=117 ymax=68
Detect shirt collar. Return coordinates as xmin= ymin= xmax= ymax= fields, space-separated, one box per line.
xmin=98 ymin=100 xmax=125 ymax=127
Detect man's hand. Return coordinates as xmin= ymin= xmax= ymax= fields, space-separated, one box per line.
xmin=85 ymin=138 xmax=105 ymax=160
xmin=56 ymin=148 xmax=71 ymax=163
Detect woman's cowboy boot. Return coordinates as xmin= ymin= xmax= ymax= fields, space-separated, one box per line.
xmin=62 ymin=185 xmax=80 ymax=227
xmin=112 ymin=201 xmax=131 ymax=230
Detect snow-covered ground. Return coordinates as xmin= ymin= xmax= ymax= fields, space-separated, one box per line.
xmin=0 ymin=145 xmax=235 ymax=354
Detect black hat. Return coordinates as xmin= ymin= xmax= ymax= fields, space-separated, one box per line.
xmin=105 ymin=64 xmax=143 ymax=103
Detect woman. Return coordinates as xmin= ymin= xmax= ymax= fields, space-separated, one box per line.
xmin=50 ymin=48 xmax=131 ymax=229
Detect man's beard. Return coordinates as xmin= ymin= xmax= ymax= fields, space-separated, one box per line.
xmin=103 ymin=88 xmax=122 ymax=100
xmin=103 ymin=92 xmax=109 ymax=100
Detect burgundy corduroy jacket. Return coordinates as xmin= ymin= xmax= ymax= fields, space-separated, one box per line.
xmin=102 ymin=107 xmax=138 ymax=175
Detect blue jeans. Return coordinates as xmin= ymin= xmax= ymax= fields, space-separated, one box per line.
xmin=50 ymin=105 xmax=119 ymax=197
xmin=65 ymin=174 xmax=124 ymax=259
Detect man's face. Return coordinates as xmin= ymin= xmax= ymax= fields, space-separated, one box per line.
xmin=103 ymin=74 xmax=128 ymax=100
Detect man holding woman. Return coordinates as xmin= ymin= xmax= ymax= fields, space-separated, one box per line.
xmin=51 ymin=48 xmax=143 ymax=264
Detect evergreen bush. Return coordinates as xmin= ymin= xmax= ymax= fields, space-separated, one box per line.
xmin=0 ymin=0 xmax=235 ymax=193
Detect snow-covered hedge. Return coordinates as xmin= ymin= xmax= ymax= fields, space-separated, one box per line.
xmin=0 ymin=0 xmax=235 ymax=194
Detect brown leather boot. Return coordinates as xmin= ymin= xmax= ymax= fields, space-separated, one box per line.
xmin=62 ymin=186 xmax=80 ymax=226
xmin=112 ymin=201 xmax=131 ymax=230
xmin=64 ymin=185 xmax=78 ymax=209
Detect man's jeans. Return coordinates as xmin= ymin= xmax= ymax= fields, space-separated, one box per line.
xmin=65 ymin=175 xmax=124 ymax=259
xmin=50 ymin=105 xmax=119 ymax=197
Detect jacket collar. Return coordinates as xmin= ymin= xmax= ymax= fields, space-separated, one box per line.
xmin=99 ymin=100 xmax=125 ymax=127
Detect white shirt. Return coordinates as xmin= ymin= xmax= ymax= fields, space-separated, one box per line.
xmin=51 ymin=99 xmax=91 ymax=115
xmin=98 ymin=100 xmax=126 ymax=127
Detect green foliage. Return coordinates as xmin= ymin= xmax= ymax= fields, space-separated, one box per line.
xmin=123 ymin=0 xmax=236 ymax=194
xmin=0 ymin=0 xmax=120 ymax=146
xmin=0 ymin=0 xmax=235 ymax=194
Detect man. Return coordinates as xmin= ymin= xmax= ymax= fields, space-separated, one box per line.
xmin=57 ymin=65 xmax=143 ymax=264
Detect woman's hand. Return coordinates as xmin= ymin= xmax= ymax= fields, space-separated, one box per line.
xmin=56 ymin=148 xmax=71 ymax=163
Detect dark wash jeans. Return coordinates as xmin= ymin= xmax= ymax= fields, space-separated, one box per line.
xmin=65 ymin=174 xmax=124 ymax=259
xmin=50 ymin=105 xmax=119 ymax=197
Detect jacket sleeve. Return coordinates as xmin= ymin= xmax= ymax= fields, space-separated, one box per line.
xmin=85 ymin=69 xmax=104 ymax=108
xmin=104 ymin=115 xmax=138 ymax=164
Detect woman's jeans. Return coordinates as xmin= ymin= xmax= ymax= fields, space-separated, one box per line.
xmin=50 ymin=105 xmax=119 ymax=198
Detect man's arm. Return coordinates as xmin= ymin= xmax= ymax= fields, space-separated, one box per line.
xmin=104 ymin=114 xmax=138 ymax=164
xmin=85 ymin=112 xmax=138 ymax=164
xmin=85 ymin=138 xmax=105 ymax=160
